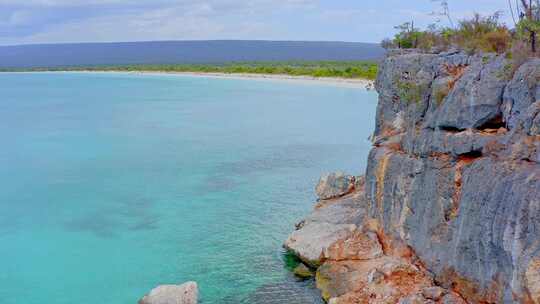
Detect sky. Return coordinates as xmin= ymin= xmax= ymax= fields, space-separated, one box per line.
xmin=0 ymin=0 xmax=514 ymax=46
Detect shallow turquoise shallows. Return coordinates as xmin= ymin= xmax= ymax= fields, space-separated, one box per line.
xmin=0 ymin=72 xmax=377 ymax=304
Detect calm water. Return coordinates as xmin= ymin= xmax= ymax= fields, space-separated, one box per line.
xmin=0 ymin=72 xmax=377 ymax=304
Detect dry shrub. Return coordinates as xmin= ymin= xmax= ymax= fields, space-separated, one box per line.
xmin=451 ymin=13 xmax=511 ymax=54
xmin=484 ymin=29 xmax=512 ymax=53
xmin=387 ymin=13 xmax=512 ymax=55
xmin=444 ymin=64 xmax=467 ymax=79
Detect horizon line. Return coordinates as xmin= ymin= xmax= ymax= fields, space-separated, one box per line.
xmin=0 ymin=39 xmax=381 ymax=48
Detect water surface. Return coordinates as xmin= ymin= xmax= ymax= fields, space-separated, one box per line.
xmin=0 ymin=72 xmax=377 ymax=304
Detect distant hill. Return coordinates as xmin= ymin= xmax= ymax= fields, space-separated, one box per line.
xmin=0 ymin=40 xmax=384 ymax=69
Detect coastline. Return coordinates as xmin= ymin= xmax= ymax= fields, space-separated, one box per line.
xmin=3 ymin=70 xmax=375 ymax=89
xmin=136 ymin=71 xmax=375 ymax=88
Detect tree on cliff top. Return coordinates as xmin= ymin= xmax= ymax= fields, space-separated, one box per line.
xmin=393 ymin=22 xmax=422 ymax=49
xmin=381 ymin=12 xmax=511 ymax=55
xmin=511 ymin=0 xmax=540 ymax=53
xmin=431 ymin=0 xmax=454 ymax=28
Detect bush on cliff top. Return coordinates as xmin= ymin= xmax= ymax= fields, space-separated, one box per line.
xmin=384 ymin=13 xmax=513 ymax=55
xmin=383 ymin=0 xmax=540 ymax=61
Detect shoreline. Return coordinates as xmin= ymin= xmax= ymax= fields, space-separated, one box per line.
xmin=4 ymin=70 xmax=375 ymax=88
xmin=138 ymin=71 xmax=375 ymax=88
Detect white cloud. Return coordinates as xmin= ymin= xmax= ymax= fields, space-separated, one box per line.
xmin=5 ymin=1 xmax=292 ymax=44
xmin=0 ymin=0 xmax=318 ymax=45
xmin=0 ymin=0 xmax=314 ymax=8
xmin=4 ymin=10 xmax=34 ymax=26
xmin=0 ymin=0 xmax=162 ymax=6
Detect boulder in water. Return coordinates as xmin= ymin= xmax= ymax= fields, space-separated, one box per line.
xmin=139 ymin=282 xmax=198 ymax=304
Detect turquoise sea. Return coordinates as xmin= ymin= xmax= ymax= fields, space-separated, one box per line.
xmin=0 ymin=72 xmax=377 ymax=304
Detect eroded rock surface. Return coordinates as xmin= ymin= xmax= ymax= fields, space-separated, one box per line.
xmin=367 ymin=51 xmax=540 ymax=303
xmin=315 ymin=172 xmax=357 ymax=200
xmin=284 ymin=191 xmax=366 ymax=267
xmin=139 ymin=282 xmax=198 ymax=304
xmin=285 ymin=51 xmax=540 ymax=304
xmin=286 ymin=178 xmax=459 ymax=303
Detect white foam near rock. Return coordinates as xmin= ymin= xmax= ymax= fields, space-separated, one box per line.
xmin=139 ymin=282 xmax=198 ymax=304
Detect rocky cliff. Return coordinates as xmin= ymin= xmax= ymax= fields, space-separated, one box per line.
xmin=285 ymin=51 xmax=540 ymax=303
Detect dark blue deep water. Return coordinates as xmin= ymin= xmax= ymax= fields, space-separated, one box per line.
xmin=0 ymin=72 xmax=377 ymax=304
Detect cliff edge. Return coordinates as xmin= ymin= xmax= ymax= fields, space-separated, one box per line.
xmin=285 ymin=51 xmax=540 ymax=303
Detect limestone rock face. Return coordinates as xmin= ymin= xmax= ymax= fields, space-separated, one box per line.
xmin=315 ymin=172 xmax=356 ymax=200
xmin=286 ymin=180 xmax=454 ymax=304
xmin=139 ymin=282 xmax=198 ymax=304
xmin=427 ymin=54 xmax=509 ymax=129
xmin=367 ymin=51 xmax=540 ymax=303
xmin=502 ymin=59 xmax=540 ymax=135
xmin=285 ymin=51 xmax=540 ymax=304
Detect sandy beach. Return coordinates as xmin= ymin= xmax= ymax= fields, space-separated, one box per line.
xmin=40 ymin=70 xmax=375 ymax=89
xmin=143 ymin=71 xmax=375 ymax=88
xmin=144 ymin=71 xmax=374 ymax=89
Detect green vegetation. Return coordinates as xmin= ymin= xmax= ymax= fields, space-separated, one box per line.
xmin=513 ymin=0 xmax=540 ymax=53
xmin=395 ymin=78 xmax=429 ymax=105
xmin=383 ymin=13 xmax=512 ymax=55
xmin=1 ymin=61 xmax=379 ymax=80
xmin=383 ymin=1 xmax=540 ymax=59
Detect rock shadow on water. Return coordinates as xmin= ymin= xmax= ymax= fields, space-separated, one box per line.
xmin=118 ymin=197 xmax=160 ymax=231
xmin=199 ymin=144 xmax=356 ymax=195
xmin=218 ymin=144 xmax=335 ymax=175
xmin=201 ymin=174 xmax=238 ymax=194
xmin=63 ymin=196 xmax=160 ymax=238
xmin=128 ymin=214 xmax=160 ymax=231
xmin=64 ymin=213 xmax=121 ymax=238
xmin=0 ymin=215 xmax=20 ymax=236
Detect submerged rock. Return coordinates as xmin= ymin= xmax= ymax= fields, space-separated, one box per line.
xmin=139 ymin=282 xmax=198 ymax=304
xmin=293 ymin=263 xmax=314 ymax=279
